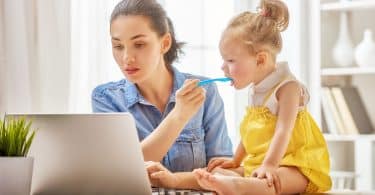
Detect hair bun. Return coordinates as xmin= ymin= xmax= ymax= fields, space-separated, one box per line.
xmin=259 ymin=0 xmax=289 ymax=32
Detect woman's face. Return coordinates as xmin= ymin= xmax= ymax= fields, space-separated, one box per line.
xmin=110 ymin=15 xmax=169 ymax=83
xmin=219 ymin=32 xmax=259 ymax=89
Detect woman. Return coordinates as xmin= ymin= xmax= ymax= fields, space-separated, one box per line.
xmin=91 ymin=0 xmax=232 ymax=189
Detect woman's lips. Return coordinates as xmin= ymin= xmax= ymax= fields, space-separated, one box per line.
xmin=125 ymin=68 xmax=139 ymax=75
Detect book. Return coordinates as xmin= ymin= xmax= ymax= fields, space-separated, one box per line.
xmin=321 ymin=109 xmax=330 ymax=134
xmin=321 ymin=87 xmax=338 ymax=134
xmin=321 ymin=87 xmax=344 ymax=134
xmin=331 ymin=87 xmax=359 ymax=134
xmin=340 ymin=87 xmax=374 ymax=134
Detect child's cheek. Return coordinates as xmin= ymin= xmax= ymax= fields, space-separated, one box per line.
xmin=229 ymin=66 xmax=240 ymax=78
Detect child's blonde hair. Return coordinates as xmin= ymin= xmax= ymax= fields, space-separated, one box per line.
xmin=225 ymin=0 xmax=289 ymax=57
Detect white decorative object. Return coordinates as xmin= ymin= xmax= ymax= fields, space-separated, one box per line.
xmin=332 ymin=12 xmax=354 ymax=67
xmin=0 ymin=157 xmax=34 ymax=195
xmin=354 ymin=29 xmax=375 ymax=67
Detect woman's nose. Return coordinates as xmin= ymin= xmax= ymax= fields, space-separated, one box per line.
xmin=122 ymin=50 xmax=135 ymax=64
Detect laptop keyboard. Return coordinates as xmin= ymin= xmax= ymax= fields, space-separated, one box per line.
xmin=152 ymin=187 xmax=213 ymax=195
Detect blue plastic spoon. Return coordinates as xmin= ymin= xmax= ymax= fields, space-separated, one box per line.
xmin=197 ymin=77 xmax=233 ymax=86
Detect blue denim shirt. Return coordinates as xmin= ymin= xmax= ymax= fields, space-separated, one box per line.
xmin=91 ymin=67 xmax=233 ymax=172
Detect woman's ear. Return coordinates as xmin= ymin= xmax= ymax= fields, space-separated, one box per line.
xmin=161 ymin=33 xmax=172 ymax=54
xmin=256 ymin=51 xmax=268 ymax=67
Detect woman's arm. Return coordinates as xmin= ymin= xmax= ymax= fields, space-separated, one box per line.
xmin=173 ymin=172 xmax=202 ymax=190
xmin=146 ymin=161 xmax=202 ymax=190
xmin=262 ymin=81 xmax=301 ymax=167
xmin=142 ymin=79 xmax=206 ymax=162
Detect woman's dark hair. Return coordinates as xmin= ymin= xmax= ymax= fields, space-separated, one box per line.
xmin=110 ymin=0 xmax=184 ymax=69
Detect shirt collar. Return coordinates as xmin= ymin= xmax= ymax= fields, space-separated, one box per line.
xmin=124 ymin=66 xmax=185 ymax=108
xmin=253 ymin=61 xmax=291 ymax=93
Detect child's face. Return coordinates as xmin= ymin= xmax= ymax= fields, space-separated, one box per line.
xmin=110 ymin=15 xmax=168 ymax=83
xmin=219 ymin=32 xmax=259 ymax=89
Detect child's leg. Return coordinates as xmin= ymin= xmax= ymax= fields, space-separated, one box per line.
xmin=276 ymin=166 xmax=308 ymax=194
xmin=194 ymin=166 xmax=308 ymax=195
xmin=211 ymin=167 xmax=243 ymax=177
xmin=194 ymin=167 xmax=242 ymax=192
xmin=227 ymin=166 xmax=244 ymax=176
xmin=194 ymin=169 xmax=275 ymax=195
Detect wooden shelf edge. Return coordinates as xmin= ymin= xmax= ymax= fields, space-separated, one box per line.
xmin=321 ymin=67 xmax=375 ymax=76
xmin=324 ymin=134 xmax=375 ymax=141
xmin=321 ymin=1 xmax=375 ymax=11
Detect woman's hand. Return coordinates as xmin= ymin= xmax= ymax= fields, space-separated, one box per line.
xmin=251 ymin=164 xmax=281 ymax=194
xmin=145 ymin=161 xmax=179 ymax=188
xmin=207 ymin=157 xmax=240 ymax=172
xmin=173 ymin=79 xmax=206 ymax=122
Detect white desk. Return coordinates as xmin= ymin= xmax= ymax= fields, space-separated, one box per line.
xmin=151 ymin=188 xmax=375 ymax=195
xmin=152 ymin=187 xmax=213 ymax=194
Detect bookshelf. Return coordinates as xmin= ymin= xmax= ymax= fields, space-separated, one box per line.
xmin=321 ymin=67 xmax=375 ymax=76
xmin=309 ymin=0 xmax=375 ymax=191
xmin=324 ymin=134 xmax=375 ymax=142
xmin=321 ymin=0 xmax=375 ymax=11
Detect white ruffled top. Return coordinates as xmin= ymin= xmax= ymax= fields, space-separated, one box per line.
xmin=248 ymin=62 xmax=309 ymax=115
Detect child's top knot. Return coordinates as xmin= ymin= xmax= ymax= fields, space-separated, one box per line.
xmin=258 ymin=8 xmax=271 ymax=17
xmin=224 ymin=0 xmax=289 ymax=55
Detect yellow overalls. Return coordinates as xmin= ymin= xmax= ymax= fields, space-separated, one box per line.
xmin=240 ymin=81 xmax=332 ymax=192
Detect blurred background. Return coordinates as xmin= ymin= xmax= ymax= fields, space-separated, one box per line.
xmin=1 ymin=0 xmax=375 ymax=192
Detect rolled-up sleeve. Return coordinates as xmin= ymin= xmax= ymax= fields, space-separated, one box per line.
xmin=92 ymin=86 xmax=121 ymax=112
xmin=203 ymin=84 xmax=233 ymax=162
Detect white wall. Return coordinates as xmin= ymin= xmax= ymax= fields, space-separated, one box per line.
xmin=0 ymin=0 xmax=5 ymax=114
xmin=34 ymin=0 xmax=71 ymax=113
xmin=0 ymin=0 xmax=71 ymax=114
xmin=1 ymin=0 xmax=33 ymax=113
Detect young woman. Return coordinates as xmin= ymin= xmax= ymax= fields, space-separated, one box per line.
xmin=91 ymin=0 xmax=233 ymax=189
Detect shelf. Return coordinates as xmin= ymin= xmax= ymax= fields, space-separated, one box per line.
xmin=321 ymin=67 xmax=375 ymax=76
xmin=315 ymin=1 xmax=375 ymax=191
xmin=321 ymin=0 xmax=375 ymax=11
xmin=324 ymin=134 xmax=375 ymax=141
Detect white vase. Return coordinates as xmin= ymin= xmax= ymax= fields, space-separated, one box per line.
xmin=354 ymin=29 xmax=375 ymax=67
xmin=0 ymin=157 xmax=34 ymax=195
xmin=332 ymin=12 xmax=354 ymax=67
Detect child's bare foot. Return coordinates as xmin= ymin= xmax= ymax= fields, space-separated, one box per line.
xmin=193 ymin=169 xmax=215 ymax=191
xmin=193 ymin=169 xmax=238 ymax=195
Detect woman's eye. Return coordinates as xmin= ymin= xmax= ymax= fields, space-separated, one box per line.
xmin=135 ymin=43 xmax=145 ymax=48
xmin=113 ymin=45 xmax=123 ymax=50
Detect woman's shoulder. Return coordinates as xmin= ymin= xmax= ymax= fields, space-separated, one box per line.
xmin=92 ymin=79 xmax=127 ymax=98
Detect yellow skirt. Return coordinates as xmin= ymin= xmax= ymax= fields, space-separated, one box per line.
xmin=240 ymin=107 xmax=332 ymax=192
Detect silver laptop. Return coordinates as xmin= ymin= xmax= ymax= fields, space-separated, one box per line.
xmin=9 ymin=113 xmax=152 ymax=195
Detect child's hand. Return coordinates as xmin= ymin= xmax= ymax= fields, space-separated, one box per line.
xmin=145 ymin=161 xmax=179 ymax=188
xmin=174 ymin=79 xmax=206 ymax=122
xmin=207 ymin=157 xmax=240 ymax=172
xmin=251 ymin=164 xmax=281 ymax=194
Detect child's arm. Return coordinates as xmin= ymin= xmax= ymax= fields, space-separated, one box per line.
xmin=262 ymin=81 xmax=301 ymax=167
xmin=207 ymin=142 xmax=247 ymax=171
xmin=230 ymin=141 xmax=247 ymax=166
xmin=251 ymin=81 xmax=301 ymax=192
